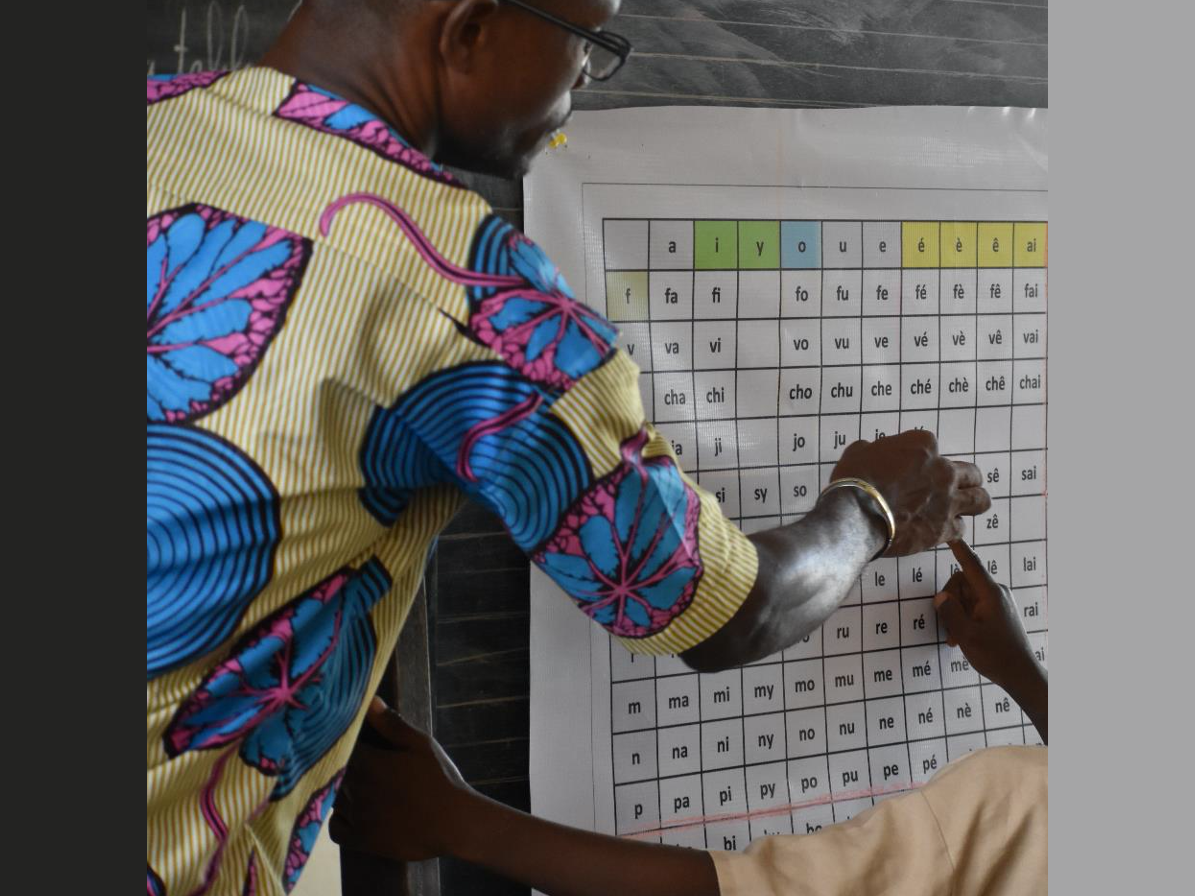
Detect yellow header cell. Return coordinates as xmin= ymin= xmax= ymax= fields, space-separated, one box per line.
xmin=902 ymin=222 xmax=940 ymax=268
xmin=1015 ymin=223 xmax=1047 ymax=267
xmin=940 ymin=222 xmax=977 ymax=268
xmin=978 ymin=223 xmax=1014 ymax=267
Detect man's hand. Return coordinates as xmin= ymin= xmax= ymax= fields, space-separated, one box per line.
xmin=832 ymin=429 xmax=990 ymax=556
xmin=329 ymin=697 xmax=477 ymax=862
xmin=934 ymin=539 xmax=1047 ymax=742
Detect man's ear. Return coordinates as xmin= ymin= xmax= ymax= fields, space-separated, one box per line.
xmin=437 ymin=0 xmax=503 ymax=74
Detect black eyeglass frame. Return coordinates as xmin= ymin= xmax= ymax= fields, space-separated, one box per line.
xmin=500 ymin=0 xmax=632 ymax=81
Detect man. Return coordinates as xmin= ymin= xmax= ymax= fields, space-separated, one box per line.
xmin=146 ymin=2 xmax=989 ymax=893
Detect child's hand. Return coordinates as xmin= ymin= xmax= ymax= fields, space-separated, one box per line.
xmin=933 ymin=539 xmax=1039 ymax=691
xmin=329 ymin=697 xmax=477 ymax=862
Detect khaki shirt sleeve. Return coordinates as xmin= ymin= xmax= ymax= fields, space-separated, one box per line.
xmin=710 ymin=746 xmax=1047 ymax=896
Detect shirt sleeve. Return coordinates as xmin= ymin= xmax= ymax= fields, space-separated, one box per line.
xmin=376 ymin=218 xmax=758 ymax=656
xmin=710 ymin=745 xmax=1047 ymax=896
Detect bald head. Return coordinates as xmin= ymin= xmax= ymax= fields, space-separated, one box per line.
xmin=266 ymin=0 xmax=621 ymax=178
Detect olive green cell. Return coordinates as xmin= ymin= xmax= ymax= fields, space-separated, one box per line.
xmin=605 ymin=271 xmax=648 ymax=320
xmin=694 ymin=220 xmax=738 ymax=269
xmin=738 ymin=220 xmax=780 ymax=269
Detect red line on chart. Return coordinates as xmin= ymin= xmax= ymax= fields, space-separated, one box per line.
xmin=619 ymin=778 xmax=925 ymax=840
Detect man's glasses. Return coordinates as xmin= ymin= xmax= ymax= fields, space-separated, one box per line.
xmin=500 ymin=0 xmax=632 ymax=81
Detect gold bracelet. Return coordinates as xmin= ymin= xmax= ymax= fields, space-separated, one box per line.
xmin=821 ymin=478 xmax=896 ymax=560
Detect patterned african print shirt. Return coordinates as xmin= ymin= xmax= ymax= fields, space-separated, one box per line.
xmin=147 ymin=66 xmax=758 ymax=895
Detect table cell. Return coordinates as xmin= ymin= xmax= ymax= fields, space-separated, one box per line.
xmin=861 ymin=370 xmax=901 ymax=414
xmin=939 ymin=644 xmax=980 ymax=688
xmin=905 ymin=691 xmax=945 ymax=740
xmin=941 ymin=316 xmax=977 ymax=362
xmin=824 ymin=653 xmax=864 ymax=704
xmin=739 ymin=220 xmax=780 ymax=269
xmin=901 ymin=318 xmax=939 ymax=362
xmin=978 ymin=268 xmax=1014 ymax=314
xmin=976 ymin=360 xmax=1012 ymax=406
xmin=947 ymin=732 xmax=988 ymax=761
xmin=781 ymin=220 xmax=821 ymax=268
xmin=738 ymin=319 xmax=780 ymax=369
xmin=618 ymin=321 xmax=653 ymax=370
xmin=786 ymin=707 xmax=828 ymax=758
xmin=826 ymin=703 xmax=868 ymax=753
xmin=863 ymin=268 xmax=901 ymax=315
xmin=740 ymin=270 xmax=782 ymax=317
xmin=901 ymin=645 xmax=942 ymax=693
xmin=902 ymin=222 xmax=940 ymax=268
xmin=823 ymin=221 xmax=863 ymax=268
xmin=658 ymin=724 xmax=702 ymax=777
xmin=867 ymin=696 xmax=908 ymax=746
xmin=936 ymin=406 xmax=975 ymax=455
xmin=943 ymin=686 xmax=984 ymax=735
xmin=696 ymin=419 xmax=738 ymax=470
xmin=863 ymin=222 xmax=902 ymax=268
xmin=660 ymin=774 xmax=704 ymax=829
xmin=746 ymin=761 xmax=793 ymax=815
xmin=779 ymin=464 xmax=819 ymax=514
xmin=604 ymin=219 xmax=649 ymax=269
xmin=982 ymin=682 xmax=1024 ymax=729
xmin=1011 ymin=494 xmax=1047 ymax=542
xmin=828 ymin=747 xmax=871 ymax=797
xmin=612 ymin=678 xmax=657 ymax=732
xmin=654 ymin=371 xmax=696 ymax=423
xmin=820 ymin=413 xmax=860 ymax=462
xmin=1013 ymin=359 xmax=1046 ymax=404
xmin=1013 ymin=223 xmax=1047 ymax=267
xmin=695 ymin=220 xmax=737 ymax=269
xmin=862 ymin=602 xmax=900 ymax=652
xmin=651 ymin=320 xmax=694 ymax=371
xmin=781 ymin=270 xmax=821 ymax=316
xmin=823 ymin=318 xmax=862 ymax=365
xmin=780 ymin=318 xmax=821 ymax=366
xmin=740 ymin=467 xmax=781 ymax=516
xmin=976 ymin=313 xmax=1013 ymax=360
xmin=822 ymin=367 xmax=863 ymax=414
xmin=615 ymin=780 xmax=660 ymax=835
xmin=649 ymin=270 xmax=693 ymax=320
xmin=650 ymin=219 xmax=694 ymax=269
xmin=706 ymin=819 xmax=751 ymax=853
xmin=702 ymin=718 xmax=746 ymax=771
xmin=1014 ymin=313 xmax=1046 ymax=358
xmin=941 ymin=269 xmax=978 ymax=315
xmin=975 ymin=450 xmax=1010 ymax=498
xmin=656 ymin=673 xmax=701 ymax=727
xmin=694 ymin=271 xmax=738 ymax=318
xmin=693 ymin=320 xmax=736 ymax=369
xmin=1012 ymin=541 xmax=1047 ymax=587
xmin=940 ymin=221 xmax=978 ymax=268
xmin=783 ymin=628 xmax=822 ymax=661
xmin=909 ymin=738 xmax=949 ymax=785
xmin=745 ymin=712 xmax=787 ymax=765
xmin=614 ymin=730 xmax=659 ymax=784
xmin=611 ymin=641 xmax=656 ymax=681
xmin=1012 ymin=403 xmax=1046 ymax=450
xmin=861 ymin=557 xmax=900 ymax=603
xmin=823 ymin=269 xmax=863 ymax=316
xmin=870 ymin=743 xmax=912 ymax=792
xmin=862 ymin=649 xmax=903 ymax=699
xmin=738 ymin=369 xmax=780 ymax=417
xmin=1018 ymin=585 xmax=1048 ymax=632
xmin=825 ymin=605 xmax=862 ymax=655
xmin=862 ymin=317 xmax=901 ymax=364
xmin=778 ymin=417 xmax=818 ymax=465
xmin=901 ymin=363 xmax=939 ymax=410
xmin=974 ymin=496 xmax=1008 ymax=545
xmin=701 ymin=669 xmax=745 ymax=719
xmin=900 ymin=597 xmax=938 ymax=646
xmin=1014 ymin=269 xmax=1047 ymax=312
xmin=738 ymin=417 xmax=779 ymax=467
xmin=606 ymin=270 xmax=648 ymax=321
xmin=1010 ymin=450 xmax=1045 ymax=496
xmin=901 ymin=270 xmax=940 ymax=315
xmin=693 ymin=370 xmax=736 ymax=420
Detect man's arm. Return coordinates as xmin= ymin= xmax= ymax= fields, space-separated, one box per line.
xmin=934 ymin=539 xmax=1048 ymax=742
xmin=682 ymin=430 xmax=990 ymax=672
xmin=335 ymin=701 xmax=718 ymax=896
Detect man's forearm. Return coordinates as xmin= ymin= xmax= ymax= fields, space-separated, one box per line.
xmin=454 ymin=790 xmax=718 ymax=896
xmin=682 ymin=488 xmax=886 ymax=672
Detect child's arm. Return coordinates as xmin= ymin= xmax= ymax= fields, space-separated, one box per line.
xmin=934 ymin=539 xmax=1048 ymax=743
xmin=330 ymin=699 xmax=719 ymax=896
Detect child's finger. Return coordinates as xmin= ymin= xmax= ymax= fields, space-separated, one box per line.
xmin=933 ymin=591 xmax=969 ymax=647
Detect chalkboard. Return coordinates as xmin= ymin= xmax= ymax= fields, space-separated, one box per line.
xmin=147 ymin=3 xmax=1047 ymax=893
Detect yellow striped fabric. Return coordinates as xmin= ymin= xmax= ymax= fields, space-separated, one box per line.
xmin=147 ymin=65 xmax=757 ymax=895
